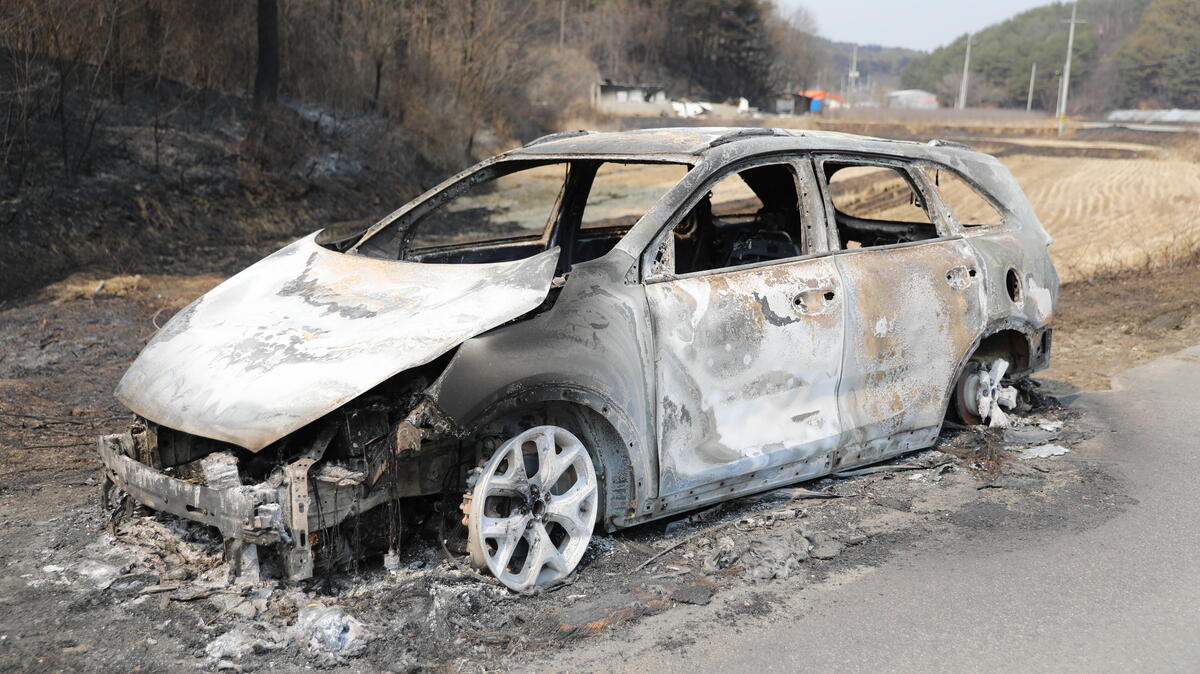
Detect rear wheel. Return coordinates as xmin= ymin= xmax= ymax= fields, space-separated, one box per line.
xmin=463 ymin=425 xmax=599 ymax=591
xmin=953 ymin=361 xmax=987 ymax=425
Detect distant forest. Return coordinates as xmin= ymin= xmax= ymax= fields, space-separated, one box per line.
xmin=900 ymin=0 xmax=1200 ymax=112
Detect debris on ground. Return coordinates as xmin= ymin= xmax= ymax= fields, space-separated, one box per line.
xmin=2 ymin=369 xmax=1098 ymax=671
xmin=671 ymin=583 xmax=715 ymax=606
xmin=1020 ymin=444 xmax=1072 ymax=460
xmin=293 ymin=604 xmax=371 ymax=667
xmin=807 ymin=532 xmax=844 ymax=561
xmin=205 ymin=624 xmax=287 ymax=664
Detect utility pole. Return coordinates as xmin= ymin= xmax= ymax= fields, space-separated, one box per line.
xmin=848 ymin=44 xmax=860 ymax=94
xmin=957 ymin=33 xmax=973 ymax=110
xmin=558 ymin=0 xmax=566 ymax=49
xmin=1057 ymin=1 xmax=1086 ymax=135
xmin=1054 ymin=70 xmax=1062 ymax=120
xmin=1026 ymin=62 xmax=1037 ymax=111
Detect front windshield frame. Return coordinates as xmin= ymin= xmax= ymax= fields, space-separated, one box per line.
xmin=347 ymin=153 xmax=699 ymax=263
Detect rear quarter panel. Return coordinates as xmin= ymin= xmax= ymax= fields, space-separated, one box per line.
xmin=949 ymin=154 xmax=1058 ymax=337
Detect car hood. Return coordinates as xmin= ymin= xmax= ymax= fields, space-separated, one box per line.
xmin=116 ymin=233 xmax=559 ymax=451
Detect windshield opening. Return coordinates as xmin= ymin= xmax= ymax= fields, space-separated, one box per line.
xmin=345 ymin=158 xmax=691 ymax=270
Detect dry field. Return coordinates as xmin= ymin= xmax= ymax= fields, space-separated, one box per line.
xmin=1001 ymin=153 xmax=1200 ymax=281
xmin=763 ymin=114 xmax=1200 ymax=281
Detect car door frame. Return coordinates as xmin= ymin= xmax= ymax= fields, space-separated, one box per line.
xmin=635 ymin=152 xmax=859 ymax=509
xmin=811 ymin=152 xmax=987 ymax=460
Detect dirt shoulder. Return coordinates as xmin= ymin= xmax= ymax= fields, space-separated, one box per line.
xmin=1041 ymin=262 xmax=1200 ymax=393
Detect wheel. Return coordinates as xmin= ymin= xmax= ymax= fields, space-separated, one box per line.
xmin=463 ymin=425 xmax=599 ymax=591
xmin=953 ymin=361 xmax=986 ymax=425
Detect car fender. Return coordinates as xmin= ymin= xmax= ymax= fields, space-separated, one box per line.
xmin=425 ymin=252 xmax=659 ymax=523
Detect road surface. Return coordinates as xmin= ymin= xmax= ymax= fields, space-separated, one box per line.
xmin=545 ymin=345 xmax=1200 ymax=672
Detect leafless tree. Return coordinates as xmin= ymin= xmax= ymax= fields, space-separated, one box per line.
xmin=765 ymin=4 xmax=823 ymax=93
xmin=254 ymin=0 xmax=280 ymax=108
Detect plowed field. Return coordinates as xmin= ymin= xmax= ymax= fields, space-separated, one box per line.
xmin=1003 ymin=155 xmax=1200 ymax=281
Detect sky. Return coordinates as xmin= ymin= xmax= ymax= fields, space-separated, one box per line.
xmin=782 ymin=0 xmax=1064 ymax=51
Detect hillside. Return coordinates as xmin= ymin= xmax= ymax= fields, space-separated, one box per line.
xmin=820 ymin=40 xmax=924 ymax=102
xmin=0 ymin=0 xmax=819 ymax=302
xmin=901 ymin=0 xmax=1155 ymax=112
xmin=1119 ymin=0 xmax=1200 ymax=108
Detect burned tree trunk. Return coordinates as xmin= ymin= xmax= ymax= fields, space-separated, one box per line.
xmin=253 ymin=0 xmax=280 ymax=108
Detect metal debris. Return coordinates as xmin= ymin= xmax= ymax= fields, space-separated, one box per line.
xmin=293 ymin=604 xmax=371 ymax=666
xmin=976 ymin=358 xmax=1020 ymax=427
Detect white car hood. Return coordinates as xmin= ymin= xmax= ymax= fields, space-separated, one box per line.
xmin=116 ymin=233 xmax=559 ymax=451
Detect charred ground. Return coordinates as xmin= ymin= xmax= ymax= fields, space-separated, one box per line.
xmin=3 ymin=258 xmax=1197 ymax=670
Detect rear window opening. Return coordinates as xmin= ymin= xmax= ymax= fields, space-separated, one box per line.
xmin=925 ymin=167 xmax=1005 ymax=228
xmin=821 ymin=161 xmax=940 ymax=249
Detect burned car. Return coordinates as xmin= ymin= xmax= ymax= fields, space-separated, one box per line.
xmin=98 ymin=127 xmax=1057 ymax=591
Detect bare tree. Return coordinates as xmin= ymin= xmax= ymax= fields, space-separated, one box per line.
xmin=254 ymin=0 xmax=280 ymax=108
xmin=765 ymin=3 xmax=823 ymax=94
xmin=343 ymin=0 xmax=405 ymax=111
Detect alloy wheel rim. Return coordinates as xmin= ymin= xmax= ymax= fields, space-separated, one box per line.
xmin=465 ymin=425 xmax=598 ymax=591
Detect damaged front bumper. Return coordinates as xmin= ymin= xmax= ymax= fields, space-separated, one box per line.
xmin=97 ymin=402 xmax=462 ymax=581
xmin=98 ymin=427 xmax=288 ymax=546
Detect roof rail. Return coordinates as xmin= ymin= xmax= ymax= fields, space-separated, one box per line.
xmin=927 ymin=138 xmax=973 ymax=150
xmin=708 ymin=127 xmax=788 ymax=148
xmin=525 ymin=130 xmax=596 ymax=147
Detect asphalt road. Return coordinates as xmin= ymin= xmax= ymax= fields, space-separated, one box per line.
xmin=562 ymin=345 xmax=1200 ymax=673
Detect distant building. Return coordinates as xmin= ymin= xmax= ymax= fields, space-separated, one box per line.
xmin=596 ymin=80 xmax=668 ymax=106
xmin=774 ymin=94 xmax=799 ymax=115
xmin=774 ymin=89 xmax=848 ymax=115
xmin=888 ymin=89 xmax=940 ymax=110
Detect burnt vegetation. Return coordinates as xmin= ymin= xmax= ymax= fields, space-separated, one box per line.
xmin=0 ymin=0 xmax=825 ymax=303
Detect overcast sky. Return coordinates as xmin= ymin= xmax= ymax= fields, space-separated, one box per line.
xmin=782 ymin=0 xmax=1064 ymax=51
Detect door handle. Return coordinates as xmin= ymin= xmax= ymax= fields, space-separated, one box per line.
xmin=945 ymin=266 xmax=977 ymax=290
xmin=792 ymin=286 xmax=838 ymax=316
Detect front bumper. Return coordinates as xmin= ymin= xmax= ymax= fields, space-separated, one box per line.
xmin=97 ymin=429 xmax=285 ymax=546
xmin=98 ymin=402 xmax=462 ymax=580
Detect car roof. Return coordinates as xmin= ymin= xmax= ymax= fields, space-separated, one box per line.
xmin=506 ymin=126 xmax=991 ymax=168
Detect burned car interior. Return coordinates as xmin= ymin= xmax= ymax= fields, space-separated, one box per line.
xmin=669 ymin=163 xmax=807 ymax=274
xmin=99 ymin=127 xmax=1058 ymax=593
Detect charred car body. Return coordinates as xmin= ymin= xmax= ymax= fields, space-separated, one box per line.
xmin=99 ymin=128 xmax=1057 ymax=591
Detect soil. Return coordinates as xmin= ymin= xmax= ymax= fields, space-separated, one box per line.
xmin=1040 ymin=262 xmax=1200 ymax=392
xmin=1 ymin=254 xmax=1194 ymax=671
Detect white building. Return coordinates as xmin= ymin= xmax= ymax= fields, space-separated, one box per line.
xmin=887 ymin=89 xmax=940 ymax=110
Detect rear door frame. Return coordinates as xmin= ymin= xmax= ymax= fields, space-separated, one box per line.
xmin=811 ymin=152 xmax=987 ymax=455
